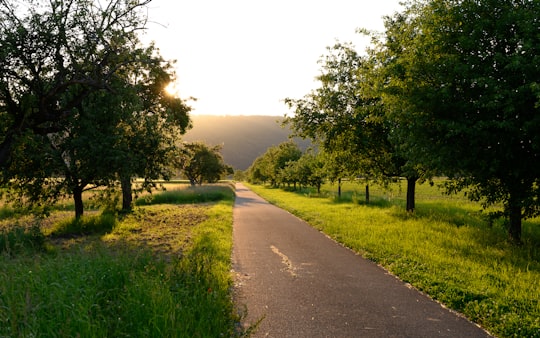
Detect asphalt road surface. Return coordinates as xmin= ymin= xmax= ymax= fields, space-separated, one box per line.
xmin=232 ymin=183 xmax=492 ymax=338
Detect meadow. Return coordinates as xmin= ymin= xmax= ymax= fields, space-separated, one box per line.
xmin=246 ymin=180 xmax=540 ymax=338
xmin=0 ymin=183 xmax=248 ymax=337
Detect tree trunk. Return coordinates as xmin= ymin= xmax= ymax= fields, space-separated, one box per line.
xmin=406 ymin=176 xmax=417 ymax=212
xmin=507 ymin=195 xmax=523 ymax=244
xmin=338 ymin=178 xmax=342 ymax=198
xmin=365 ymin=183 xmax=370 ymax=204
xmin=0 ymin=134 xmax=14 ymax=169
xmin=121 ymin=176 xmax=133 ymax=212
xmin=73 ymin=186 xmax=84 ymax=219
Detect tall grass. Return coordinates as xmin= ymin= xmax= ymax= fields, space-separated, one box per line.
xmin=0 ymin=184 xmax=245 ymax=337
xmin=0 ymin=223 xmax=45 ymax=256
xmin=246 ymin=180 xmax=540 ymax=338
xmin=135 ymin=183 xmax=235 ymax=206
xmin=47 ymin=213 xmax=117 ymax=237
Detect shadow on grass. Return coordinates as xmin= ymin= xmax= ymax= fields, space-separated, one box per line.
xmin=278 ymin=184 xmax=540 ymax=267
xmin=280 ymin=186 xmax=395 ymax=209
xmin=48 ymin=213 xmax=117 ymax=238
xmin=0 ymin=223 xmax=45 ymax=255
xmin=0 ymin=187 xmax=245 ymax=337
xmin=392 ymin=201 xmax=485 ymax=228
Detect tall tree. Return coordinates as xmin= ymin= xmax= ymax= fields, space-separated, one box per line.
xmin=0 ymin=0 xmax=192 ymax=217
xmin=115 ymin=45 xmax=191 ymax=211
xmin=0 ymin=0 xmax=151 ymax=168
xmin=285 ymin=42 xmax=418 ymax=210
xmin=380 ymin=0 xmax=540 ymax=242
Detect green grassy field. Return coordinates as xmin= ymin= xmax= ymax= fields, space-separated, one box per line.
xmin=246 ymin=180 xmax=540 ymax=338
xmin=0 ymin=183 xmax=247 ymax=337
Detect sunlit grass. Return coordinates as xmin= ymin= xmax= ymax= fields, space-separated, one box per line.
xmin=135 ymin=183 xmax=235 ymax=206
xmin=246 ymin=180 xmax=540 ymax=338
xmin=0 ymin=183 xmax=245 ymax=337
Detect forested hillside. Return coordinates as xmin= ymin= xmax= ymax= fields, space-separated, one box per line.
xmin=182 ymin=115 xmax=311 ymax=170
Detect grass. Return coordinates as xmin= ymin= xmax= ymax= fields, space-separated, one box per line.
xmin=135 ymin=182 xmax=235 ymax=206
xmin=0 ymin=183 xmax=246 ymax=337
xmin=246 ymin=180 xmax=540 ymax=338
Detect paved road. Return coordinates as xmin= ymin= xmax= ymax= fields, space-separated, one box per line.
xmin=232 ymin=183 xmax=492 ymax=338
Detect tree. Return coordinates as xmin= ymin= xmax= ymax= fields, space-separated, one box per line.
xmin=247 ymin=141 xmax=302 ymax=187
xmin=247 ymin=156 xmax=269 ymax=185
xmin=0 ymin=0 xmax=151 ymax=168
xmin=114 ymin=46 xmax=191 ymax=211
xmin=233 ymin=169 xmax=247 ymax=182
xmin=286 ymin=151 xmax=325 ymax=193
xmin=284 ymin=42 xmax=417 ymax=210
xmin=177 ymin=142 xmax=232 ymax=186
xmin=0 ymin=0 xmax=192 ymax=217
xmin=380 ymin=0 xmax=540 ymax=242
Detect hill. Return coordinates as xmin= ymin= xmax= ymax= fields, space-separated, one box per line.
xmin=181 ymin=115 xmax=311 ymax=170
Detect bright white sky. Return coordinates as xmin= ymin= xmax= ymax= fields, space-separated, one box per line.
xmin=143 ymin=0 xmax=403 ymax=116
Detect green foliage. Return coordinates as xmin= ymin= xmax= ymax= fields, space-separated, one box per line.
xmin=283 ymin=40 xmax=422 ymax=212
xmin=0 ymin=248 xmax=236 ymax=337
xmin=0 ymin=0 xmax=151 ymax=166
xmin=247 ymin=181 xmax=540 ymax=337
xmin=247 ymin=141 xmax=302 ymax=186
xmin=176 ymin=142 xmax=232 ymax=186
xmin=0 ymin=205 xmax=16 ymax=220
xmin=233 ymin=169 xmax=247 ymax=181
xmin=284 ymin=42 xmax=403 ymax=183
xmin=282 ymin=151 xmax=326 ymax=192
xmin=378 ymin=0 xmax=540 ymax=241
xmin=276 ymin=0 xmax=540 ymax=238
xmin=0 ymin=0 xmax=191 ymax=219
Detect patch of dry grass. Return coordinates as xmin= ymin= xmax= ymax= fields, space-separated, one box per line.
xmin=102 ymin=204 xmax=210 ymax=260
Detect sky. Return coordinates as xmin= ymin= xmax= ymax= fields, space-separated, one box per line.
xmin=142 ymin=1 xmax=403 ymax=116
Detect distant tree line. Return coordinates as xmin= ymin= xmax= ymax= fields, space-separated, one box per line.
xmin=250 ymin=0 xmax=540 ymax=243
xmin=247 ymin=141 xmax=333 ymax=195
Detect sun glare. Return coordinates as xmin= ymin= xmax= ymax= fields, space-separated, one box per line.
xmin=165 ymin=82 xmax=179 ymax=96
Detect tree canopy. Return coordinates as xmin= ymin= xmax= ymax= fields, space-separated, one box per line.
xmin=247 ymin=141 xmax=302 ymax=187
xmin=284 ymin=42 xmax=417 ymax=210
xmin=0 ymin=0 xmax=148 ymax=165
xmin=0 ymin=0 xmax=192 ymax=217
xmin=378 ymin=0 xmax=540 ymax=242
xmin=277 ymin=0 xmax=540 ymax=241
xmin=176 ymin=142 xmax=232 ymax=186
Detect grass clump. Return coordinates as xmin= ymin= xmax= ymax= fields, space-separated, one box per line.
xmin=0 ymin=183 xmax=244 ymax=337
xmin=47 ymin=213 xmax=117 ymax=237
xmin=135 ymin=183 xmax=235 ymax=206
xmin=0 ymin=223 xmax=45 ymax=255
xmin=246 ymin=180 xmax=540 ymax=338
